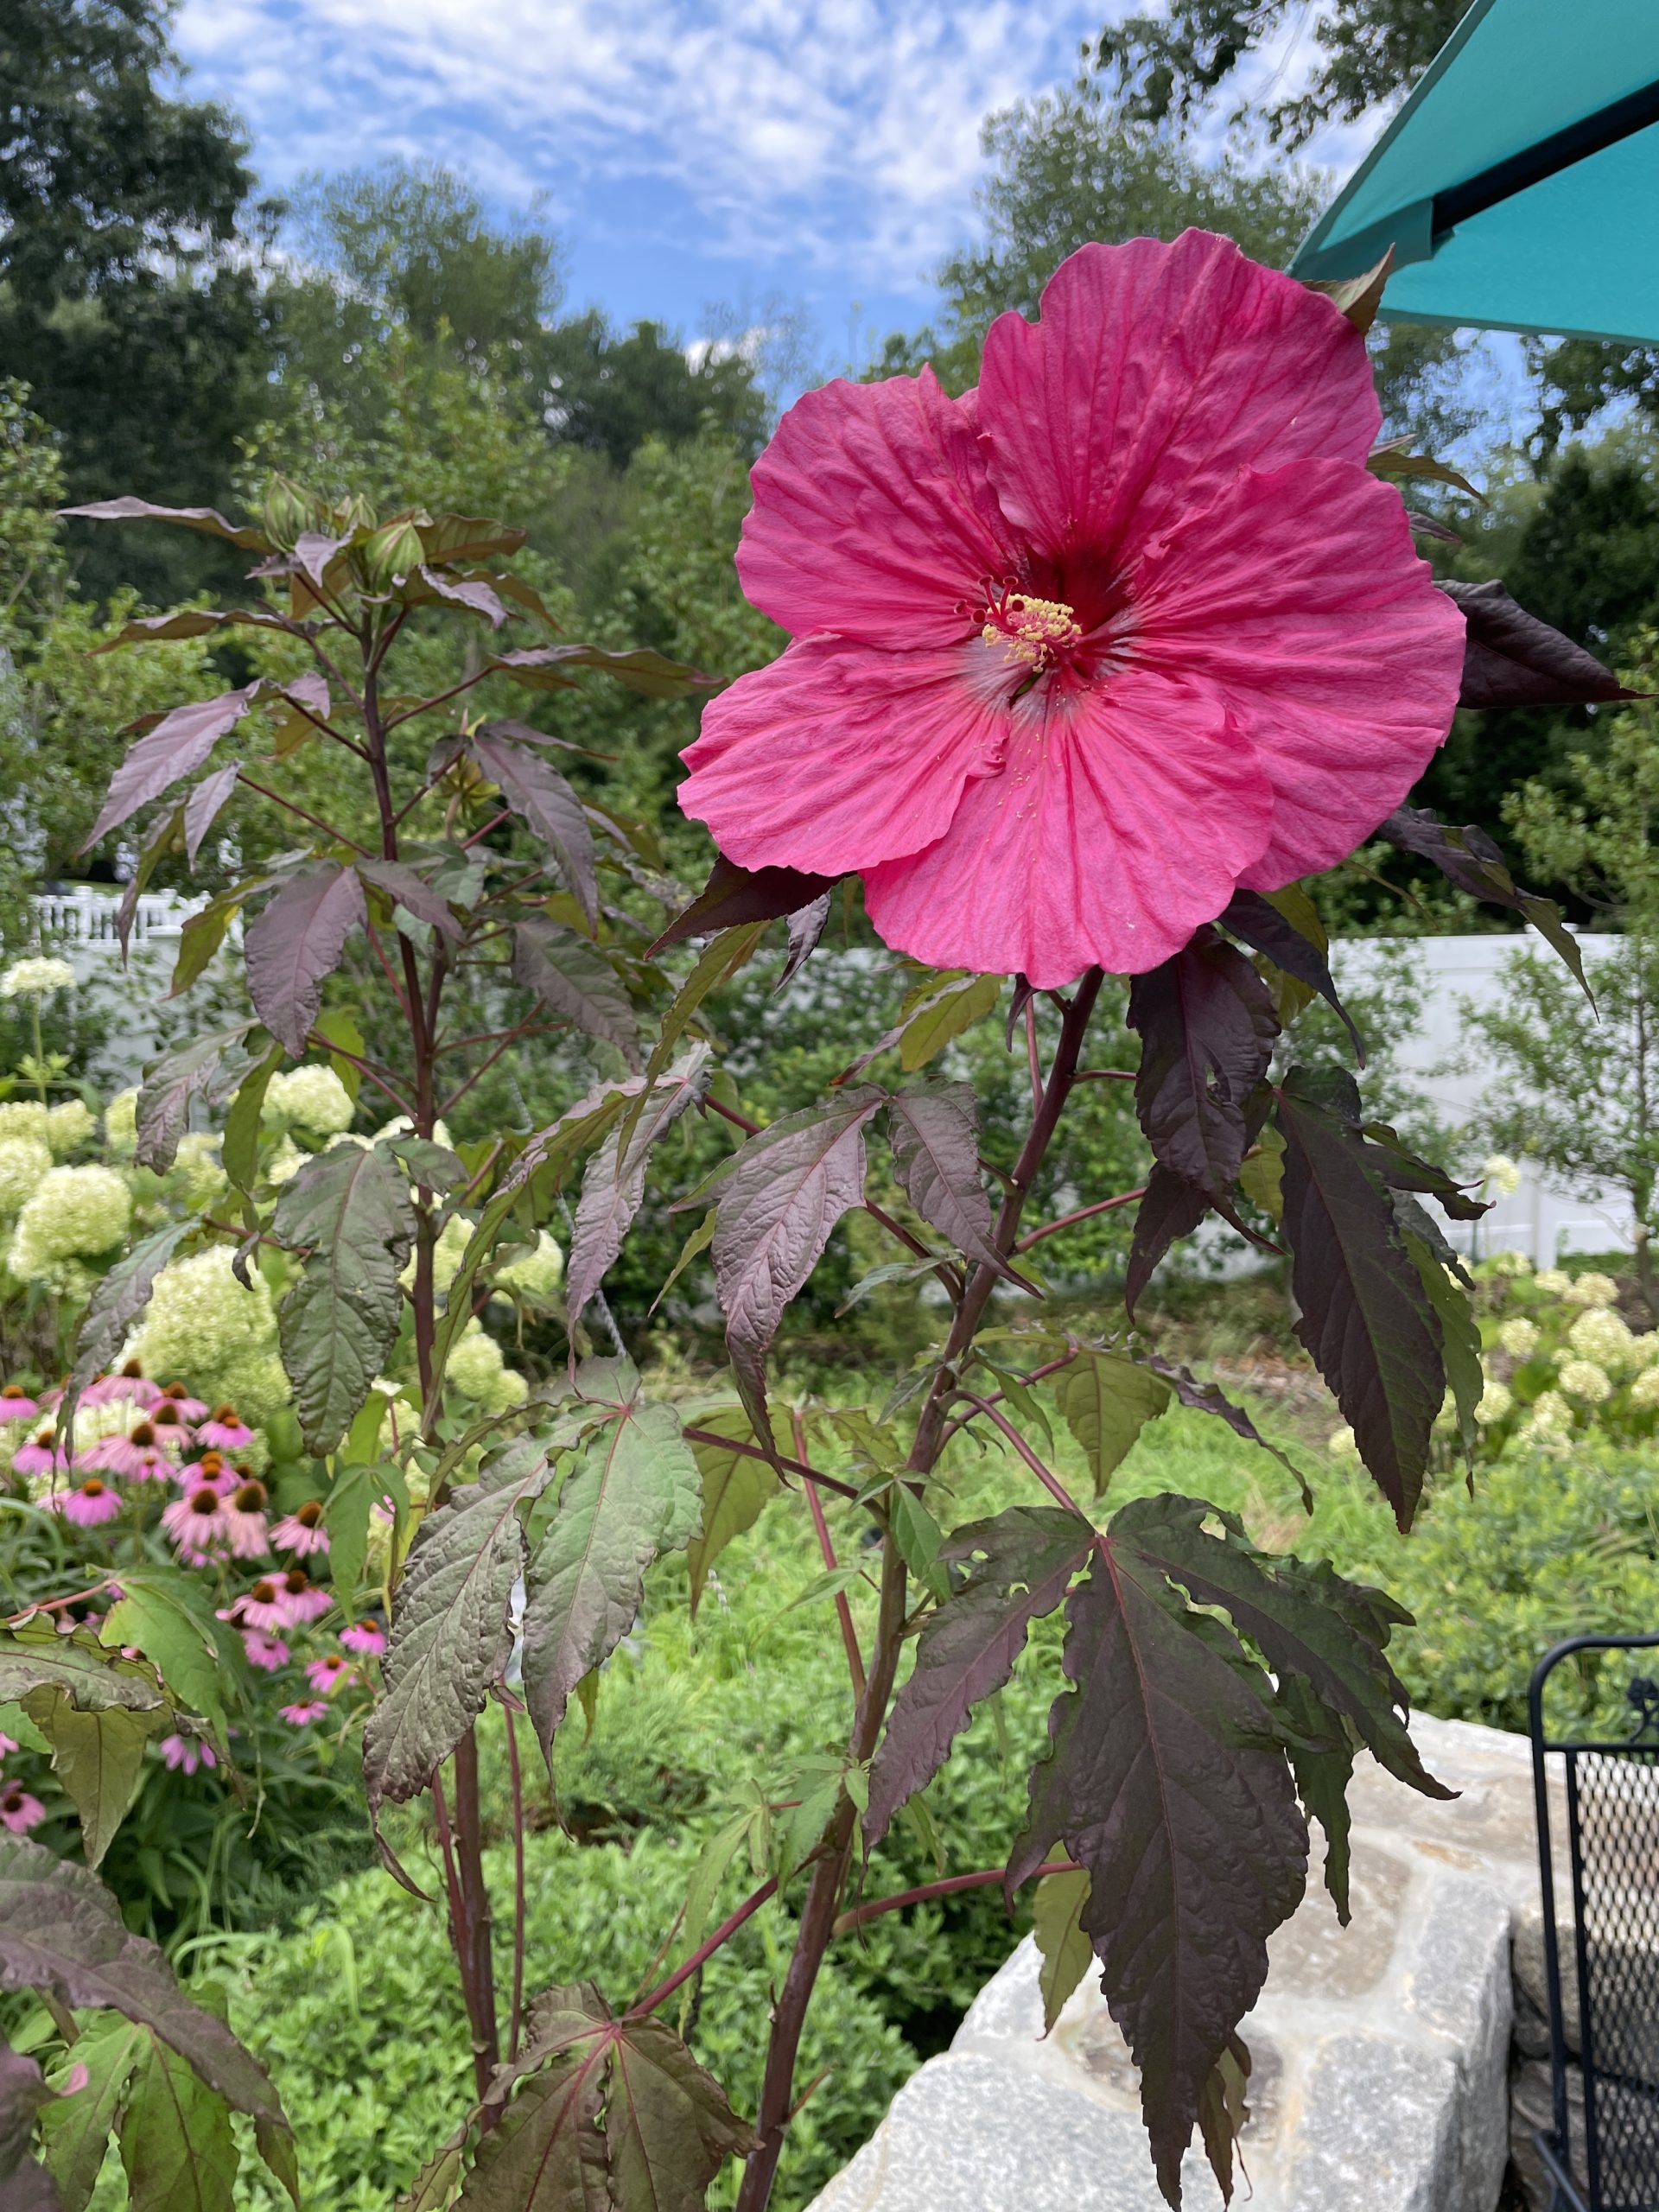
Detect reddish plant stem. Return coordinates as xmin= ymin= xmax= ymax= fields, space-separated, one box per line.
xmin=1025 ymin=997 xmax=1043 ymax=1115
xmin=502 ymin=1699 xmax=528 ymax=2062
xmin=626 ymin=1876 xmax=780 ymax=2024
xmin=304 ymin=1032 xmax=415 ymax=1119
xmin=680 ymin=1423 xmax=860 ymax=1502
xmin=464 ymin=807 xmax=514 ymax=849
xmin=795 ymin=1411 xmax=865 ymax=1700
xmin=1014 ymin=1185 xmax=1147 ymax=1254
xmin=235 ymin=775 xmax=372 ymax=855
xmin=957 ymin=1391 xmax=1089 ymax=1517
xmin=833 ymin=1859 xmax=1078 ymax=1937
xmin=734 ymin=971 xmax=1105 ymax=2212
xmin=6 ymin=1580 xmax=111 ymax=1624
xmin=439 ymin=1018 xmax=552 ymax=1118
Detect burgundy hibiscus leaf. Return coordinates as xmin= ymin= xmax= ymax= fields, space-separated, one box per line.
xmin=182 ymin=763 xmax=242 ymax=868
xmin=1128 ymin=930 xmax=1280 ymax=1198
xmin=1273 ymin=1065 xmax=1445 ymax=1529
xmin=1135 ymin=1351 xmax=1313 ymax=1508
xmin=1361 ymin=1116 xmax=1489 ymax=1223
xmin=1217 ymin=888 xmax=1362 ymax=1061
xmin=512 ymin=918 xmax=642 ymax=1070
xmin=650 ymin=851 xmax=842 ymax=956
xmin=1007 ymin=1538 xmax=1307 ymax=2207
xmin=866 ymin=1505 xmax=1092 ymax=1848
xmin=245 ymin=864 xmax=367 ymax=1057
xmin=355 ymin=857 xmax=465 ymax=941
xmin=711 ymin=1091 xmax=884 ymax=1444
xmin=777 ymin=889 xmax=834 ymax=991
xmin=1124 ymin=1166 xmax=1210 ymax=1316
xmin=59 ymin=497 xmax=270 ymax=551
xmin=884 ymin=1079 xmax=1016 ymax=1280
xmin=1440 ymin=578 xmax=1636 ymax=709
xmin=490 ymin=643 xmax=715 ymax=700
xmin=1376 ymin=804 xmax=1591 ymax=1000
xmin=565 ymin=1048 xmax=712 ymax=1332
xmin=471 ymin=728 xmax=598 ymax=929
xmin=83 ymin=687 xmax=261 ymax=850
xmin=135 ymin=1022 xmax=253 ymax=1173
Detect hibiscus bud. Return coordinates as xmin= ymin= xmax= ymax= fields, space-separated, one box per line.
xmin=359 ymin=518 xmax=424 ymax=592
xmin=262 ymin=474 xmax=321 ymax=550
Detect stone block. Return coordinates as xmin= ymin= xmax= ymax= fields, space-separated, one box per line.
xmin=1283 ymin=2034 xmax=1462 ymax=2211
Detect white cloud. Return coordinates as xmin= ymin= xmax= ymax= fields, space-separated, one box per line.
xmin=176 ymin=0 xmax=1103 ymax=292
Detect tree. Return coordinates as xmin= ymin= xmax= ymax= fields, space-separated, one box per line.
xmin=1465 ymin=648 xmax=1659 ymax=1307
xmin=1091 ymin=0 xmax=1474 ymax=146
xmin=1 ymin=0 xmax=275 ymax=604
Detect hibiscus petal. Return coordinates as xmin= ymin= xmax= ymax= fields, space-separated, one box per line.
xmin=1130 ymin=459 xmax=1466 ymax=883
xmin=864 ymin=670 xmax=1273 ymax=988
xmin=678 ymin=636 xmax=1015 ymax=876
xmin=734 ymin=368 xmax=1024 ymax=647
xmin=977 ymin=229 xmax=1382 ymax=571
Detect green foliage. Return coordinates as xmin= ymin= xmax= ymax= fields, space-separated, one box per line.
xmin=221 ymin=1830 xmax=917 ymax=2212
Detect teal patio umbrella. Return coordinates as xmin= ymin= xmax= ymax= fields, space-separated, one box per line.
xmin=1289 ymin=0 xmax=1659 ymax=344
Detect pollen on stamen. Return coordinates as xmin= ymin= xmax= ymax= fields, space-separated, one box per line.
xmin=982 ymin=591 xmax=1083 ymax=670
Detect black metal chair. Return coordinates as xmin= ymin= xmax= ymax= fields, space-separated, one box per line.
xmin=1530 ymin=1633 xmax=1659 ymax=2210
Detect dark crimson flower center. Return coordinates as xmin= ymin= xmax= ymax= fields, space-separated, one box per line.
xmin=212 ymin=1404 xmax=238 ymax=1424
xmin=251 ymin=1580 xmax=276 ymax=1604
xmin=283 ymin=1571 xmax=309 ymax=1594
xmin=197 ymin=1452 xmax=224 ymax=1475
xmin=296 ymin=1501 xmax=324 ymax=1528
xmin=232 ymin=1481 xmax=266 ymax=1512
xmin=152 ymin=1406 xmax=180 ymax=1427
xmin=81 ymin=1479 xmax=107 ymax=1497
xmin=130 ymin=1423 xmax=156 ymax=1446
xmin=2 ymin=1386 xmax=27 ymax=1400
xmin=188 ymin=1490 xmax=220 ymax=1516
xmin=162 ymin=1383 xmax=188 ymax=1401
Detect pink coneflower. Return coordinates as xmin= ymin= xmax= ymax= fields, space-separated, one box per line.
xmin=277 ymin=1569 xmax=331 ymax=1626
xmin=222 ymin=1579 xmax=287 ymax=1635
xmin=0 ymin=1385 xmax=40 ymax=1424
xmin=339 ymin=1618 xmax=385 ymax=1657
xmin=103 ymin=1361 xmax=159 ymax=1406
xmin=182 ymin=1449 xmax=234 ymax=1495
xmin=85 ymin=1421 xmax=166 ymax=1479
xmin=0 ymin=1733 xmax=18 ymax=1757
xmin=0 ymin=1786 xmax=45 ymax=1833
xmin=279 ymin=1700 xmax=329 ymax=1726
xmin=305 ymin=1651 xmax=355 ymax=1696
xmin=271 ymin=1498 xmax=329 ymax=1557
xmin=156 ymin=1382 xmax=207 ymax=1422
xmin=197 ymin=1404 xmax=254 ymax=1452
xmin=12 ymin=1429 xmax=68 ymax=1478
xmin=241 ymin=1629 xmax=289 ymax=1672
xmin=222 ymin=1478 xmax=270 ymax=1560
xmin=54 ymin=1477 xmax=122 ymax=1529
xmin=146 ymin=1404 xmax=192 ymax=1452
xmin=161 ymin=1484 xmax=231 ymax=1563
xmin=158 ymin=1733 xmax=216 ymax=1776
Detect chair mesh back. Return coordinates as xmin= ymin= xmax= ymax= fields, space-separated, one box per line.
xmin=1571 ymin=1744 xmax=1659 ymax=2209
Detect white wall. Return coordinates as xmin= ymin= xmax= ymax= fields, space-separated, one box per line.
xmin=1332 ymin=932 xmax=1630 ymax=1266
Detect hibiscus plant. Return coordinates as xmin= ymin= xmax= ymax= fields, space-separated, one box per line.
xmin=0 ymin=232 xmax=1630 ymax=2211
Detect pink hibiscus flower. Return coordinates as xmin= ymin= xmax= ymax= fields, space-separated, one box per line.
xmin=0 ymin=1785 xmax=45 ymax=1834
xmin=241 ymin=1628 xmax=289 ymax=1672
xmin=159 ymin=1733 xmax=216 ymax=1776
xmin=339 ymin=1618 xmax=385 ymax=1657
xmin=279 ymin=1700 xmax=329 ymax=1726
xmin=53 ymin=1477 xmax=123 ymax=1529
xmin=677 ymin=230 xmax=1466 ymax=987
xmin=161 ymin=1485 xmax=232 ymax=1563
xmin=271 ymin=1499 xmax=329 ymax=1557
xmin=197 ymin=1405 xmax=255 ymax=1452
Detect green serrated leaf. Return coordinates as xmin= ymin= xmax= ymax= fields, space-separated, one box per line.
xmin=1051 ymin=1350 xmax=1171 ymax=1497
xmin=1033 ymin=1866 xmax=1092 ymax=2033
xmin=324 ymin=1461 xmax=378 ymax=1610
xmin=899 ymin=972 xmax=1001 ymax=1071
xmin=684 ymin=1408 xmax=785 ymax=1614
xmin=222 ymin=1039 xmax=283 ymax=1194
xmin=118 ymin=2027 xmax=238 ymax=2212
xmin=25 ymin=1696 xmax=168 ymax=1868
xmin=40 ymin=2013 xmax=147 ymax=2212
xmin=98 ymin=1576 xmax=227 ymax=1748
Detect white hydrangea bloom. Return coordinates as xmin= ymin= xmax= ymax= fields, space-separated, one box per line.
xmin=496 ymin=1231 xmax=564 ymax=1300
xmin=1500 ymin=1317 xmax=1541 ymax=1361
xmin=123 ymin=1245 xmax=285 ymax=1421
xmin=1326 ymin=1424 xmax=1357 ymax=1457
xmin=173 ymin=1132 xmax=226 ymax=1208
xmin=400 ymin=1213 xmax=474 ymax=1295
xmin=1568 ymin=1307 xmax=1635 ymax=1371
xmin=1631 ymin=1332 xmax=1659 ymax=1370
xmin=265 ymin=1065 xmax=355 ymax=1138
xmin=1525 ymin=1389 xmax=1574 ymax=1440
xmin=485 ymin=1366 xmax=530 ymax=1415
xmin=1564 ymin=1272 xmax=1620 ymax=1310
xmin=265 ymin=1137 xmax=304 ymax=1187
xmin=1482 ymin=1154 xmax=1522 ymax=1198
xmin=44 ymin=1100 xmax=95 ymax=1157
xmin=103 ymin=1090 xmax=138 ymax=1154
xmin=1632 ymin=1367 xmax=1659 ymax=1410
xmin=0 ymin=1102 xmax=50 ymax=1148
xmin=373 ymin=1113 xmax=454 ymax=1150
xmin=1559 ymin=1358 xmax=1612 ymax=1404
xmin=1475 ymin=1379 xmax=1513 ymax=1425
xmin=10 ymin=1165 xmax=131 ymax=1274
xmin=1535 ymin=1268 xmax=1573 ymax=1296
xmin=1488 ymin=1249 xmax=1534 ymax=1277
xmin=0 ymin=957 xmax=76 ymax=998
xmin=445 ymin=1322 xmax=505 ymax=1402
xmin=0 ymin=1137 xmax=52 ymax=1216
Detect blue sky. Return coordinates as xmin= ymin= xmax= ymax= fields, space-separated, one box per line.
xmin=174 ymin=0 xmax=1362 ymax=373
